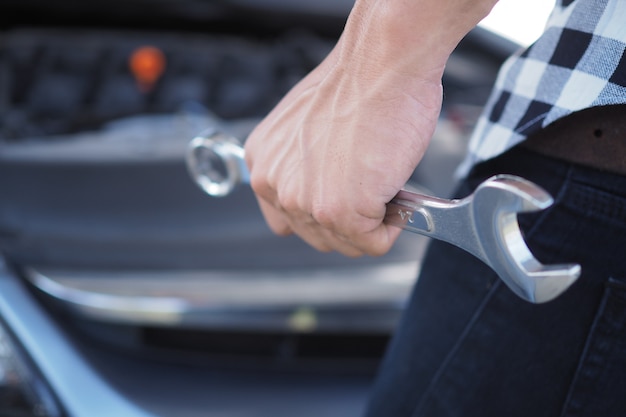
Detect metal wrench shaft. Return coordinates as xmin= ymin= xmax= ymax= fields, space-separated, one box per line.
xmin=186 ymin=130 xmax=581 ymax=303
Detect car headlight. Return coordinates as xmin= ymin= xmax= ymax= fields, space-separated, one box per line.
xmin=0 ymin=318 xmax=63 ymax=417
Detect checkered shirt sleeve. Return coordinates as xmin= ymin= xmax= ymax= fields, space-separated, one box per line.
xmin=457 ymin=0 xmax=626 ymax=176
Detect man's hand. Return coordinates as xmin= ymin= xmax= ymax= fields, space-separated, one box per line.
xmin=244 ymin=0 xmax=497 ymax=257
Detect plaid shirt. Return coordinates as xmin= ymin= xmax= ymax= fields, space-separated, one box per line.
xmin=458 ymin=0 xmax=626 ymax=176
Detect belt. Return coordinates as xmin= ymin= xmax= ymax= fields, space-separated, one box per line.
xmin=520 ymin=105 xmax=626 ymax=176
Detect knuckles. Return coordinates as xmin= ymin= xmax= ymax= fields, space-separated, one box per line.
xmin=310 ymin=200 xmax=342 ymax=229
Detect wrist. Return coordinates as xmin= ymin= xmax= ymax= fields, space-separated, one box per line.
xmin=339 ymin=0 xmax=498 ymax=78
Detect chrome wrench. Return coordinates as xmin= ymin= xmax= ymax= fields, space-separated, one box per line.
xmin=186 ymin=130 xmax=581 ymax=303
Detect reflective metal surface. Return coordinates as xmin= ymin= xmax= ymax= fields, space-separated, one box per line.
xmin=27 ymin=262 xmax=418 ymax=332
xmin=0 ymin=257 xmax=155 ymax=417
xmin=187 ymin=130 xmax=250 ymax=197
xmin=187 ymin=132 xmax=581 ymax=303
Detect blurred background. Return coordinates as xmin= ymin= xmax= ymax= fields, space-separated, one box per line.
xmin=0 ymin=1 xmax=552 ymax=416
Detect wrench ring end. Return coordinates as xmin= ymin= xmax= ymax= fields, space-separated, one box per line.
xmin=186 ymin=131 xmax=247 ymax=197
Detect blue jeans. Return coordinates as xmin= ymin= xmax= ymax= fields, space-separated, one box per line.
xmin=365 ymin=146 xmax=626 ymax=417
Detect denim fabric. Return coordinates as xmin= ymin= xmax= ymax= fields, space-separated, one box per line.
xmin=365 ymin=147 xmax=626 ymax=417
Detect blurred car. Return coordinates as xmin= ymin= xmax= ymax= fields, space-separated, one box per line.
xmin=0 ymin=1 xmax=518 ymax=416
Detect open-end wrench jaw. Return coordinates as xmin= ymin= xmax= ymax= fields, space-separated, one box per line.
xmin=471 ymin=176 xmax=581 ymax=303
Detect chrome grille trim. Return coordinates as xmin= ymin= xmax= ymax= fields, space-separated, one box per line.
xmin=27 ymin=262 xmax=418 ymax=332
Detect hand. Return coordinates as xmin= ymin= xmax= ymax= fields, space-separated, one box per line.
xmin=244 ymin=0 xmax=497 ymax=257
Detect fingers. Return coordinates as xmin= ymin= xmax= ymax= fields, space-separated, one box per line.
xmin=255 ymin=193 xmax=400 ymax=258
xmin=257 ymin=198 xmax=293 ymax=236
xmin=257 ymin=197 xmax=361 ymax=256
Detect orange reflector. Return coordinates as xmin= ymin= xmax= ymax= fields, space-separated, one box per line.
xmin=129 ymin=46 xmax=166 ymax=92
